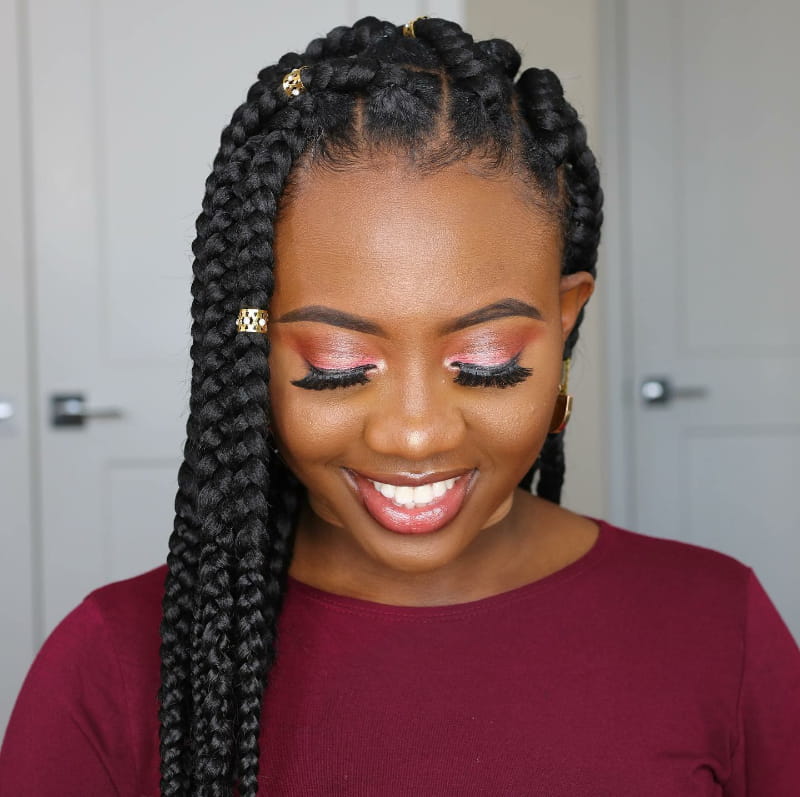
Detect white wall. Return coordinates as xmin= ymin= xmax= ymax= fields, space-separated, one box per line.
xmin=466 ymin=0 xmax=609 ymax=519
xmin=0 ymin=0 xmax=37 ymax=734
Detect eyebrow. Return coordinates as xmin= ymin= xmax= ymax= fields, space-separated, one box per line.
xmin=275 ymin=298 xmax=543 ymax=336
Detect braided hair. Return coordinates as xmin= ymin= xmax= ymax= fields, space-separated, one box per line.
xmin=159 ymin=16 xmax=602 ymax=796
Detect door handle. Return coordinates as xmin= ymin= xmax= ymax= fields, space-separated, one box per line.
xmin=0 ymin=399 xmax=14 ymax=422
xmin=640 ymin=377 xmax=708 ymax=405
xmin=51 ymin=393 xmax=125 ymax=427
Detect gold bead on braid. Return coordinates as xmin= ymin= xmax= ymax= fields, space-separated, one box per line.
xmin=402 ymin=16 xmax=428 ymax=38
xmin=282 ymin=67 xmax=308 ymax=97
xmin=236 ymin=309 xmax=269 ymax=334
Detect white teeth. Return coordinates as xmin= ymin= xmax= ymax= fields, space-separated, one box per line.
xmin=413 ymin=483 xmax=433 ymax=504
xmin=395 ymin=485 xmax=414 ymax=506
xmin=369 ymin=475 xmax=461 ymax=509
xmin=379 ymin=482 xmax=396 ymax=499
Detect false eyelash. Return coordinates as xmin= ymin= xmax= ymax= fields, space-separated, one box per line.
xmin=291 ymin=363 xmax=377 ymax=391
xmin=451 ymin=352 xmax=532 ymax=389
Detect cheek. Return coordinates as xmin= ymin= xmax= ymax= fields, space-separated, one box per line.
xmin=464 ymin=355 xmax=561 ymax=467
xmin=470 ymin=395 xmax=549 ymax=462
xmin=268 ymin=351 xmax=361 ymax=472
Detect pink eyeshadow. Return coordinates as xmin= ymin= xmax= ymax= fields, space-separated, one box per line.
xmin=293 ymin=337 xmax=377 ymax=370
xmin=447 ymin=350 xmax=514 ymax=367
xmin=446 ymin=328 xmax=542 ymax=366
xmin=309 ymin=354 xmax=376 ymax=370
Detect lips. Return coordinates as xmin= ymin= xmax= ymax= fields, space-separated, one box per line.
xmin=346 ymin=468 xmax=476 ymax=534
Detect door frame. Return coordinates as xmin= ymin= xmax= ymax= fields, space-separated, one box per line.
xmin=598 ymin=0 xmax=636 ymax=529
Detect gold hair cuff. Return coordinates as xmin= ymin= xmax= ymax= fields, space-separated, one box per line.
xmin=402 ymin=16 xmax=428 ymax=38
xmin=236 ymin=308 xmax=269 ymax=334
xmin=282 ymin=67 xmax=308 ymax=97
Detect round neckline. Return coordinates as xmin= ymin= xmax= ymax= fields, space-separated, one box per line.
xmin=285 ymin=517 xmax=614 ymax=618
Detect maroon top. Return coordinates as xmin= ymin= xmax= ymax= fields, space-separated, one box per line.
xmin=2 ymin=520 xmax=799 ymax=796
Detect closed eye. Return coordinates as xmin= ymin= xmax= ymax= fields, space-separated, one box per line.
xmin=291 ymin=363 xmax=377 ymax=391
xmin=290 ymin=355 xmax=532 ymax=391
xmin=450 ymin=352 xmax=532 ymax=389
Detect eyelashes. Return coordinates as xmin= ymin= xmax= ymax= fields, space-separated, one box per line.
xmin=291 ymin=363 xmax=377 ymax=391
xmin=291 ymin=354 xmax=532 ymax=391
xmin=450 ymin=352 xmax=532 ymax=389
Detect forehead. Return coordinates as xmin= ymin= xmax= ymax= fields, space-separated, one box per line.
xmin=271 ymin=158 xmax=564 ymax=322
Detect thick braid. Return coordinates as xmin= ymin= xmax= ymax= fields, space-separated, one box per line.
xmin=265 ymin=457 xmax=303 ymax=616
xmin=539 ymin=114 xmax=603 ymax=503
xmin=410 ymin=18 xmax=518 ymax=137
xmin=189 ymin=303 xmax=244 ymax=795
xmin=536 ymin=435 xmax=567 ymax=503
xmin=304 ymin=16 xmax=398 ymax=60
xmin=228 ymin=124 xmax=310 ymax=796
xmin=514 ymin=68 xmax=603 ymax=503
xmin=182 ymin=180 xmax=245 ymax=794
xmin=515 ymin=67 xmax=603 ymax=286
xmin=160 ymin=241 xmax=218 ymax=789
xmin=159 ymin=69 xmax=284 ymax=794
xmin=161 ymin=71 xmax=312 ymax=795
xmin=161 ymin=110 xmax=256 ymax=791
xmin=159 ymin=434 xmax=200 ymax=793
xmin=189 ymin=119 xmax=312 ymax=795
xmin=160 ymin=196 xmax=251 ymax=795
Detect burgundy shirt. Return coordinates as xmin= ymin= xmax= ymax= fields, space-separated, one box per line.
xmin=2 ymin=520 xmax=799 ymax=796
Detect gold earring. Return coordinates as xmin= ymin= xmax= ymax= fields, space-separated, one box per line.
xmin=549 ymin=358 xmax=573 ymax=434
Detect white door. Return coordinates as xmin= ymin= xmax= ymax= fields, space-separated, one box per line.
xmin=0 ymin=0 xmax=36 ymax=738
xmin=27 ymin=0 xmax=462 ymax=642
xmin=616 ymin=0 xmax=800 ymax=637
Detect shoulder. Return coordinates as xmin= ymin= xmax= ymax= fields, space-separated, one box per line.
xmin=0 ymin=565 xmax=168 ymax=790
xmin=590 ymin=519 xmax=760 ymax=640
xmin=599 ymin=519 xmax=752 ymax=586
xmin=528 ymin=496 xmax=752 ymax=604
xmin=27 ymin=564 xmax=167 ymax=693
xmin=82 ymin=562 xmax=167 ymax=635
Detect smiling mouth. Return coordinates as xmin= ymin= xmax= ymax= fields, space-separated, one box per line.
xmin=345 ymin=469 xmax=476 ymax=534
xmin=369 ymin=475 xmax=460 ymax=508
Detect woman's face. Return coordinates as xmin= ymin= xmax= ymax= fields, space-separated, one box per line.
xmin=268 ymin=156 xmax=593 ymax=583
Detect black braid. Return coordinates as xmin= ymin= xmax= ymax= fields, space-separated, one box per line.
xmin=160 ymin=16 xmax=602 ymax=795
xmin=514 ymin=67 xmax=603 ymax=501
xmin=160 ymin=66 xmax=312 ymax=795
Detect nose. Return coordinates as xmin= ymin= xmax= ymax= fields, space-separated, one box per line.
xmin=363 ymin=371 xmax=466 ymax=462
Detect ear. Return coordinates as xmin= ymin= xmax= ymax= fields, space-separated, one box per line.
xmin=559 ymin=271 xmax=595 ymax=343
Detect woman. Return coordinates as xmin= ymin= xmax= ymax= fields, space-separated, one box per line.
xmin=1 ymin=15 xmax=798 ymax=797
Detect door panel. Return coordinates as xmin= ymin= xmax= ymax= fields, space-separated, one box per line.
xmin=686 ymin=432 xmax=800 ymax=621
xmin=623 ymin=0 xmax=800 ymax=637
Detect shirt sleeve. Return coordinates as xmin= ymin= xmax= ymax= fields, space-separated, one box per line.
xmin=724 ymin=569 xmax=800 ymax=796
xmin=0 ymin=598 xmax=135 ymax=796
